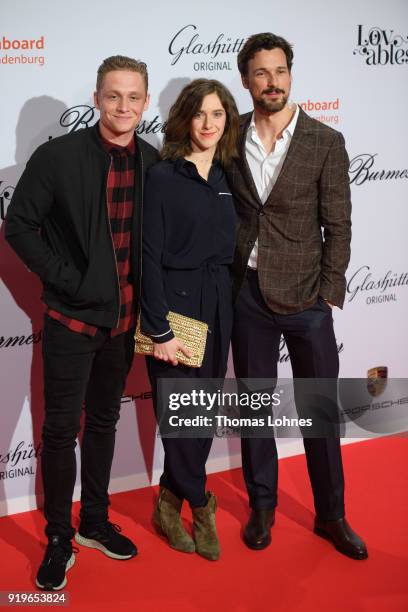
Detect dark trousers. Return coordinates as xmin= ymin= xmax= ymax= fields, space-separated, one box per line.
xmin=41 ymin=314 xmax=135 ymax=539
xmin=146 ymin=312 xmax=224 ymax=508
xmin=146 ymin=358 xmax=214 ymax=508
xmin=161 ymin=436 xmax=213 ymax=508
xmin=232 ymin=271 xmax=345 ymax=521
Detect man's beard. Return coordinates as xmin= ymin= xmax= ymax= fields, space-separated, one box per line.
xmin=254 ymin=88 xmax=288 ymax=114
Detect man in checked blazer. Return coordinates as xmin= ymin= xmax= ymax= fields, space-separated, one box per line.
xmin=226 ymin=33 xmax=367 ymax=559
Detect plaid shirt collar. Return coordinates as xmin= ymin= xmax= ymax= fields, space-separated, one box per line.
xmin=97 ymin=122 xmax=136 ymax=156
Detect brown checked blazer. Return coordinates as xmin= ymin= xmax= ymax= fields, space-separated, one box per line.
xmin=226 ymin=107 xmax=351 ymax=314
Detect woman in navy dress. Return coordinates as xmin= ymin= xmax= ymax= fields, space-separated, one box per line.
xmin=141 ymin=79 xmax=239 ymax=560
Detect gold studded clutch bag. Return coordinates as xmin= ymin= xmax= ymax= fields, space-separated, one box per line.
xmin=135 ymin=312 xmax=208 ymax=368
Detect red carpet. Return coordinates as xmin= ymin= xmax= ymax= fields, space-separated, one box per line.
xmin=0 ymin=436 xmax=407 ymax=611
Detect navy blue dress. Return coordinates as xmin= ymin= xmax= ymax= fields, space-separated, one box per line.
xmin=141 ymin=157 xmax=236 ymax=378
xmin=141 ymin=157 xmax=236 ymax=506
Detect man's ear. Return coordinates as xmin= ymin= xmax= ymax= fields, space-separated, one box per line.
xmin=93 ymin=91 xmax=99 ymax=110
xmin=241 ymin=74 xmax=249 ymax=90
xmin=143 ymin=92 xmax=151 ymax=112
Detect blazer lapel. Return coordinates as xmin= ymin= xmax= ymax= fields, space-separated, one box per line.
xmin=237 ymin=113 xmax=263 ymax=210
xmin=264 ymin=107 xmax=314 ymax=206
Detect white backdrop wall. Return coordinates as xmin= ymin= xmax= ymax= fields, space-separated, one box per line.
xmin=0 ymin=0 xmax=407 ymax=516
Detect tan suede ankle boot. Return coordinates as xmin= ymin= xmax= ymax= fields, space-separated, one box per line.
xmin=153 ymin=487 xmax=195 ymax=553
xmin=192 ymin=492 xmax=220 ymax=561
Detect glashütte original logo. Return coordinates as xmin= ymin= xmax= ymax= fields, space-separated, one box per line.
xmin=299 ymin=97 xmax=340 ymax=126
xmin=0 ymin=440 xmax=41 ymax=480
xmin=347 ymin=265 xmax=408 ymax=305
xmin=367 ymin=366 xmax=388 ymax=397
xmin=353 ymin=25 xmax=408 ymax=65
xmin=0 ymin=35 xmax=45 ymax=66
xmin=349 ymin=154 xmax=408 ymax=186
xmin=168 ymin=24 xmax=245 ymax=72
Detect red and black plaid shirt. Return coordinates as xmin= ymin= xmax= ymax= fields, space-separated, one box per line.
xmin=48 ymin=132 xmax=136 ymax=337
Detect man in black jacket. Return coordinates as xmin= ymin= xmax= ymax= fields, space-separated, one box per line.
xmin=5 ymin=55 xmax=159 ymax=590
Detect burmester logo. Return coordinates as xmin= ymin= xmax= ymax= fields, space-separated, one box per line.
xmin=279 ymin=338 xmax=343 ymax=363
xmin=349 ymin=154 xmax=408 ymax=186
xmin=353 ymin=25 xmax=408 ymax=65
xmin=0 ymin=35 xmax=45 ymax=66
xmin=5 ymin=105 xmax=165 ymax=145
xmin=168 ymin=24 xmax=245 ymax=72
xmin=347 ymin=265 xmax=408 ymax=305
xmin=57 ymin=105 xmax=166 ymax=137
xmin=0 ymin=330 xmax=42 ymax=349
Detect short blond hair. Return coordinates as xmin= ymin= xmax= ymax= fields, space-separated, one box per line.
xmin=96 ymin=55 xmax=148 ymax=92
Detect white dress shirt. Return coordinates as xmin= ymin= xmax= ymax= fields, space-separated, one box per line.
xmin=245 ymin=104 xmax=299 ymax=269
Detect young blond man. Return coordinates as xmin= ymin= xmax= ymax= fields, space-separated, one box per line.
xmin=6 ymin=55 xmax=159 ymax=589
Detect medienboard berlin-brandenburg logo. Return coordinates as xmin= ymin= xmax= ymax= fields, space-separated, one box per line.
xmin=0 ymin=35 xmax=45 ymax=66
xmin=299 ymin=98 xmax=340 ymax=126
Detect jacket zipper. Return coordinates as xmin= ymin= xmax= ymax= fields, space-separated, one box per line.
xmin=105 ymin=157 xmax=121 ymax=328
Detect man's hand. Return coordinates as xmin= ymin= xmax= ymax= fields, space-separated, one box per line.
xmin=153 ymin=338 xmax=192 ymax=366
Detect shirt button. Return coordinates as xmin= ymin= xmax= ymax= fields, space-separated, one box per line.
xmin=258 ymin=210 xmax=265 ymax=216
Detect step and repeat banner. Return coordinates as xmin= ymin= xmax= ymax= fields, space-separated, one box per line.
xmin=1 ymin=0 xmax=407 ymax=515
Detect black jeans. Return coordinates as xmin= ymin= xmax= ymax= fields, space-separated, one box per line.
xmin=232 ymin=270 xmax=345 ymax=521
xmin=41 ymin=314 xmax=135 ymax=540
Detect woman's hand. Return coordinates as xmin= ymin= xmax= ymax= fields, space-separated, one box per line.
xmin=153 ymin=338 xmax=192 ymax=366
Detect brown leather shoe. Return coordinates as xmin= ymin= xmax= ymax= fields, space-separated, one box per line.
xmin=314 ymin=517 xmax=368 ymax=560
xmin=243 ymin=509 xmax=275 ymax=550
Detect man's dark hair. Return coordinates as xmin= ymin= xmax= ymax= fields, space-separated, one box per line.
xmin=237 ymin=32 xmax=294 ymax=75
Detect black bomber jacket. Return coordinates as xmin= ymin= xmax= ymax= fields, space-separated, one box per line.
xmin=5 ymin=123 xmax=159 ymax=328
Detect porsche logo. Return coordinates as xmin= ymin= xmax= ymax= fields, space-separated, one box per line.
xmin=367 ymin=366 xmax=388 ymax=397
